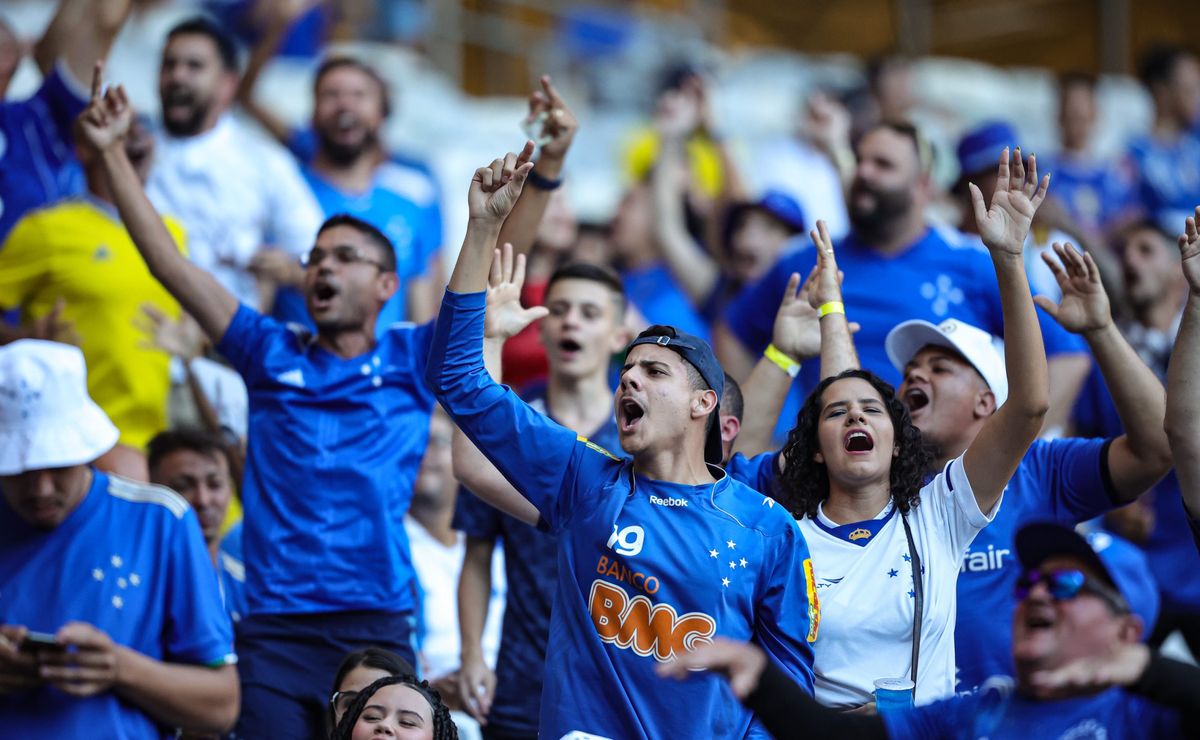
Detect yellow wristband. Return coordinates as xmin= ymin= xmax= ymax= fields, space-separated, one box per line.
xmin=817 ymin=301 xmax=845 ymax=318
xmin=764 ymin=344 xmax=801 ymax=378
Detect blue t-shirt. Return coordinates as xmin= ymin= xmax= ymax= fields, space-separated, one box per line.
xmin=954 ymin=438 xmax=1116 ymax=690
xmin=1126 ymin=130 xmax=1200 ymax=233
xmin=724 ymin=227 xmax=1086 ymax=439
xmin=1042 ymin=153 xmax=1135 ymax=234
xmin=0 ymin=67 xmax=87 ymax=244
xmin=428 ymin=290 xmax=817 ymax=740
xmin=218 ymin=522 xmax=247 ymax=624
xmin=452 ymin=386 xmax=623 ymax=735
xmin=622 ymin=261 xmax=711 ymax=342
xmin=882 ymin=680 xmax=1183 ymax=739
xmin=216 ymin=304 xmax=437 ymax=615
xmin=0 ymin=470 xmax=235 ymax=738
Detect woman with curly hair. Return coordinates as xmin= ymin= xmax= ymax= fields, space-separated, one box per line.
xmin=332 ymin=674 xmax=458 ymax=740
xmin=771 ymin=148 xmax=1051 ymax=709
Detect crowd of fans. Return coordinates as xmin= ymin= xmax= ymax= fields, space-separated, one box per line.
xmin=2 ymin=1 xmax=1200 ymax=738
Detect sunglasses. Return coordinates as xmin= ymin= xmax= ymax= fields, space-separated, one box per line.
xmin=302 ymin=244 xmax=389 ymax=271
xmin=1015 ymin=568 xmax=1130 ymax=614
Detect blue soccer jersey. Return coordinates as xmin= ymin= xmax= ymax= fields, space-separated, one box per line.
xmin=0 ymin=65 xmax=88 ymax=244
xmin=216 ymin=304 xmax=436 ymax=615
xmin=218 ymin=521 xmax=248 ymax=624
xmin=429 ymin=290 xmax=818 ymax=739
xmin=1126 ymin=131 xmax=1200 ymax=233
xmin=1042 ymin=153 xmax=1135 ymax=235
xmin=622 ymin=261 xmax=712 ymax=342
xmin=0 ymin=470 xmax=235 ymax=738
xmin=882 ymin=680 xmax=1183 ymax=739
xmin=453 ymin=386 xmax=624 ymax=736
xmin=953 ymin=438 xmax=1117 ymax=690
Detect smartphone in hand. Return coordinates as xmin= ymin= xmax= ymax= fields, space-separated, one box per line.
xmin=19 ymin=631 xmax=64 ymax=653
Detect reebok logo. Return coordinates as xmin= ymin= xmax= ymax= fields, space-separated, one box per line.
xmin=649 ymin=495 xmax=689 ymax=508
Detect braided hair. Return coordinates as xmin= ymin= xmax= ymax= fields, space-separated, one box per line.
xmin=331 ymin=674 xmax=458 ymax=740
xmin=777 ymin=369 xmax=933 ymax=519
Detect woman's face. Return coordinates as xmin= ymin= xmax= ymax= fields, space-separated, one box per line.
xmin=813 ymin=377 xmax=897 ymax=488
xmin=333 ymin=665 xmax=393 ymax=725
xmin=350 ymin=684 xmax=435 ymax=740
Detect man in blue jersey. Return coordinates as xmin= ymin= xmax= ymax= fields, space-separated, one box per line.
xmin=716 ymin=121 xmax=1088 ymax=440
xmin=428 ymin=148 xmax=817 ymax=739
xmin=1126 ymin=46 xmax=1200 ymax=232
xmin=148 ymin=428 xmax=247 ymax=625
xmin=0 ymin=0 xmax=131 ymax=243
xmin=0 ymin=340 xmax=238 ymax=737
xmin=81 ymin=68 xmax=438 ymax=739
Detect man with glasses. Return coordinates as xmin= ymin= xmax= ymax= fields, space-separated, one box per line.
xmin=78 ymin=67 xmax=437 ymax=739
xmin=664 ymin=522 xmax=1198 ymax=739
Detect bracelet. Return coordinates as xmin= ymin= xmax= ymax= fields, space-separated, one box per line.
xmin=526 ymin=168 xmax=563 ymax=191
xmin=817 ymin=301 xmax=845 ymax=318
xmin=764 ymin=344 xmax=801 ymax=378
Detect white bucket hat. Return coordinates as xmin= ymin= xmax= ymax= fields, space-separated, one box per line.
xmin=885 ymin=318 xmax=1008 ymax=407
xmin=0 ymin=340 xmax=119 ymax=475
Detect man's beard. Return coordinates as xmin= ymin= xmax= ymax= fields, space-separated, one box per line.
xmin=316 ymin=125 xmax=379 ymax=166
xmin=848 ymin=180 xmax=914 ymax=242
xmin=161 ymin=88 xmax=212 ymax=138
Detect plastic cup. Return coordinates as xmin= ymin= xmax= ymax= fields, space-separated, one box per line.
xmin=873 ymin=678 xmax=915 ymax=713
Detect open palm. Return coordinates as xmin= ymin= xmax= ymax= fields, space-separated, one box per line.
xmin=1033 ymin=243 xmax=1110 ymax=335
xmin=485 ymin=243 xmax=548 ymax=341
xmin=970 ymin=147 xmax=1049 ymax=256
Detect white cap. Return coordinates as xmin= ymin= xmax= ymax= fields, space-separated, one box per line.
xmin=885 ymin=318 xmax=1008 ymax=407
xmin=0 ymin=340 xmax=119 ymax=475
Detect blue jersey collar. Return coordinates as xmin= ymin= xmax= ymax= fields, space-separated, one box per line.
xmin=814 ymin=500 xmax=896 ymax=546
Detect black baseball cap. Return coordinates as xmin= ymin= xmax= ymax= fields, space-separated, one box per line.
xmin=627 ymin=325 xmax=725 ymax=465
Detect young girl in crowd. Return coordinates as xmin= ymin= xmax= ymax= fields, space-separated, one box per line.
xmin=332 ymin=674 xmax=457 ymax=740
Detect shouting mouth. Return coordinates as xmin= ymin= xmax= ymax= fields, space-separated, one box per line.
xmin=618 ymin=397 xmax=645 ymax=433
xmin=905 ymin=387 xmax=930 ymax=414
xmin=844 ymin=429 xmax=874 ymax=453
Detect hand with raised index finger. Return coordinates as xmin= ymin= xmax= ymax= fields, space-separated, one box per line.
xmin=468 ymin=141 xmax=536 ymax=226
xmin=75 ymin=61 xmax=134 ymax=155
xmin=807 ymin=219 xmax=845 ymax=311
xmin=969 ymin=146 xmax=1051 ymax=257
xmin=524 ymin=75 xmax=579 ymax=162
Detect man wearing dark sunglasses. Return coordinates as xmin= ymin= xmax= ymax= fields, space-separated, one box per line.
xmin=663 ymin=521 xmax=1199 ymax=739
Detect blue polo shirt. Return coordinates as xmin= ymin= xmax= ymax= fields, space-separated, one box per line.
xmin=0 ymin=470 xmax=235 ymax=738
xmin=452 ymin=385 xmax=623 ymax=736
xmin=429 ymin=290 xmax=817 ymax=740
xmin=0 ymin=65 xmax=87 ymax=244
xmin=1126 ymin=130 xmax=1200 ymax=233
xmin=954 ymin=438 xmax=1117 ymax=690
xmin=725 ymin=227 xmax=1085 ymax=438
xmin=216 ymin=304 xmax=437 ymax=615
xmin=882 ymin=679 xmax=1182 ymax=739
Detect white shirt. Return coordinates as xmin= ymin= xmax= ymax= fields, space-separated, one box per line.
xmin=404 ymin=516 xmax=505 ymax=680
xmin=800 ymin=456 xmax=999 ymax=707
xmin=148 ymin=115 xmax=322 ymax=308
xmin=749 ymin=136 xmax=850 ymax=240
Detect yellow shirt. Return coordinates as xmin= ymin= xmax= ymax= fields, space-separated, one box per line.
xmin=0 ymin=198 xmax=186 ymax=449
xmin=623 ymin=128 xmax=725 ymax=198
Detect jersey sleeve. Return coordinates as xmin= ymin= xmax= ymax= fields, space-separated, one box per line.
xmin=753 ymin=516 xmax=817 ymax=696
xmin=725 ymin=452 xmax=781 ymax=498
xmin=36 ymin=64 xmax=90 ymax=155
xmin=426 ymin=289 xmax=622 ymax=530
xmin=214 ymin=303 xmax=281 ymax=386
xmin=723 ymin=245 xmax=812 ymax=353
xmin=164 ymin=510 xmax=237 ymax=667
xmin=0 ymin=214 xmax=50 ymax=308
xmin=452 ymin=486 xmax=504 ymax=540
xmin=1022 ymin=438 xmax=1117 ymax=524
xmin=919 ymin=455 xmax=999 ymax=559
xmin=880 ymin=693 xmax=970 ymax=739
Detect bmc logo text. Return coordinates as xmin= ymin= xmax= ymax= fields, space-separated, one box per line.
xmin=649 ymin=495 xmax=689 ymax=507
xmin=588 ymin=580 xmax=716 ymax=662
xmin=607 ymin=524 xmax=645 ymax=557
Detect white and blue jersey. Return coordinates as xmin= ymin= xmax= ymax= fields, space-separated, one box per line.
xmin=0 ymin=470 xmax=235 ymax=738
xmin=428 ymin=290 xmax=818 ymax=740
xmin=724 ymin=227 xmax=1086 ymax=439
xmin=954 ymin=438 xmax=1118 ymax=690
xmin=882 ymin=678 xmax=1182 ymax=739
xmin=0 ymin=65 xmax=88 ymax=244
xmin=216 ymin=304 xmax=436 ymax=616
xmin=1125 ymin=131 xmax=1200 ymax=233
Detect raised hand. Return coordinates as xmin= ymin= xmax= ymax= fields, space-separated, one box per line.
xmin=468 ymin=142 xmax=536 ymax=226
xmin=134 ymin=304 xmax=205 ymax=360
xmin=806 ymin=220 xmax=845 ymax=311
xmin=484 ymin=243 xmax=549 ymax=342
xmin=1033 ymin=243 xmax=1111 ymax=336
xmin=75 ymin=61 xmax=133 ymax=155
xmin=1179 ymin=206 xmax=1200 ymax=294
xmin=805 ymin=92 xmax=851 ymax=154
xmin=523 ymin=75 xmax=579 ymax=162
xmin=969 ymin=147 xmax=1050 ymax=256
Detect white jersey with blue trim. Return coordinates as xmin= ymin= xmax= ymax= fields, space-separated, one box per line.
xmin=800 ymin=455 xmax=999 ymax=708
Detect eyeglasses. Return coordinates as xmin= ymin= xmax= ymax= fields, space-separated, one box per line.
xmin=330 ymin=689 xmax=359 ymax=718
xmin=302 ymin=244 xmax=389 ymax=271
xmin=1015 ymin=568 xmax=1130 ymax=614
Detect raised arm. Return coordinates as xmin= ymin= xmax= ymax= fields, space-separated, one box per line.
xmin=1166 ymin=207 xmax=1200 ymax=520
xmin=79 ymin=65 xmax=238 ymax=343
xmin=1033 ymin=242 xmax=1171 ymax=502
xmin=235 ymin=0 xmax=318 ymax=145
xmin=496 ymin=76 xmax=579 ymax=255
xmin=34 ymin=0 xmax=132 ymax=84
xmin=962 ymin=148 xmax=1051 ymax=512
